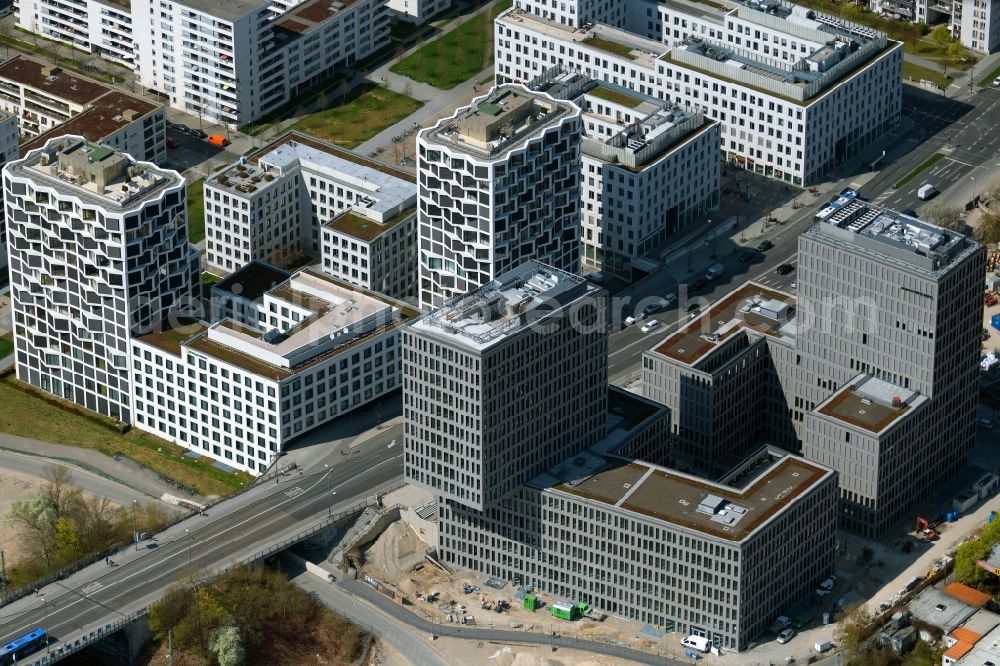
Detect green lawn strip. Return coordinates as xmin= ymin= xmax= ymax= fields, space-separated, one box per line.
xmin=902 ymin=61 xmax=951 ymax=89
xmin=288 ymin=86 xmax=423 ymax=148
xmin=979 ymin=63 xmax=1000 ymax=87
xmin=582 ymin=36 xmax=638 ymax=60
xmin=893 ymin=152 xmax=945 ymax=189
xmin=389 ymin=0 xmax=512 ymax=89
xmin=588 ymin=85 xmax=644 ymax=108
xmin=201 ymin=272 xmax=222 ymax=299
xmin=0 ymin=376 xmax=249 ymax=496
xmin=0 ymin=336 xmax=13 ymax=359
xmin=186 ymin=178 xmax=206 ymax=244
xmin=2 ymin=31 xmax=123 ymax=84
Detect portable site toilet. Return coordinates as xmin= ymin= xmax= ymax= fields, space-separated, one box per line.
xmin=992 ymin=313 xmax=1000 ymax=332
xmin=524 ymin=593 xmax=539 ymax=611
xmin=551 ymin=601 xmax=575 ymax=620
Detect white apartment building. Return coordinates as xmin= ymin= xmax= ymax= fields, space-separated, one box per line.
xmin=0 ymin=111 xmax=23 ymax=269
xmin=531 ymin=68 xmax=720 ymax=278
xmin=878 ymin=0 xmax=1000 ymax=54
xmin=386 ymin=0 xmax=450 ymax=25
xmin=496 ymin=0 xmax=903 ymax=185
xmin=15 ymin=0 xmax=136 ymax=67
xmin=416 ymin=86 xmax=582 ymax=310
xmin=3 ymin=136 xmax=199 ymax=423
xmin=205 ymin=133 xmax=417 ymax=296
xmin=0 ymin=56 xmax=166 ymax=164
xmin=133 ymin=265 xmax=414 ymax=474
xmin=322 ymin=204 xmax=417 ymax=300
xmin=131 ymin=0 xmax=388 ymax=127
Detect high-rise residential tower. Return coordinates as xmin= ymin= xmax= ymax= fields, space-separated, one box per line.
xmin=416 ymin=86 xmax=582 ymax=310
xmin=3 ymin=136 xmax=199 ymax=422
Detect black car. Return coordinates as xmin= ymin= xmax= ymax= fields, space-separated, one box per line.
xmin=776 ymin=263 xmax=795 ymax=275
xmin=739 ymin=251 xmax=756 ymax=263
xmin=687 ymin=302 xmax=701 ymax=312
xmin=756 ymin=239 xmax=774 ymax=252
xmin=169 ymin=123 xmax=190 ymax=133
xmin=190 ymin=129 xmax=208 ymax=140
xmin=901 ymin=208 xmax=918 ymax=218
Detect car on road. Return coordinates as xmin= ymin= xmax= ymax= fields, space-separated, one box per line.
xmin=584 ymin=272 xmax=606 ymax=284
xmin=686 ymin=301 xmax=701 ymax=312
xmin=739 ymin=251 xmax=756 ymax=263
xmin=901 ymin=208 xmax=918 ymax=218
xmin=776 ymin=628 xmax=795 ymax=644
xmin=661 ymin=294 xmax=677 ymax=307
xmin=979 ymin=418 xmax=995 ymax=430
xmin=994 ymin=76 xmax=1000 ymax=88
xmin=756 ymin=239 xmax=774 ymax=252
xmin=643 ymin=303 xmax=660 ymax=316
xmin=776 ymin=264 xmax=795 ymax=276
xmin=190 ymin=129 xmax=208 ymax=140
xmin=624 ymin=312 xmax=646 ymax=326
xmin=690 ymin=277 xmax=708 ymax=290
xmin=640 ymin=319 xmax=660 ymax=333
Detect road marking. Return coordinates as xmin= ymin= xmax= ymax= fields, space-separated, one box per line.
xmin=284 ymin=486 xmax=305 ymax=499
xmin=388 ymin=439 xmax=396 ymax=448
xmin=1 ymin=455 xmax=405 ymax=641
xmin=81 ymin=582 xmax=102 ymax=594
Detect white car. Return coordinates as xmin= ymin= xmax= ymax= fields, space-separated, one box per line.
xmin=994 ymin=76 xmax=1000 ymax=88
xmin=625 ymin=312 xmax=646 ymax=326
xmin=777 ymin=628 xmax=795 ymax=644
xmin=641 ymin=319 xmax=660 ymax=333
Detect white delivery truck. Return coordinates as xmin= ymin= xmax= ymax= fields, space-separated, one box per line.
xmin=917 ymin=183 xmax=936 ymax=200
xmin=681 ymin=636 xmax=710 ymax=653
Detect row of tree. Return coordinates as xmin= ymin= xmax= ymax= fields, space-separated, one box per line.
xmin=3 ymin=465 xmax=174 ymax=587
xmin=147 ymin=566 xmax=368 ymax=666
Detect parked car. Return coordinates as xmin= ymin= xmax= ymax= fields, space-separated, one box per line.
xmin=986 ymin=293 xmax=998 ymax=306
xmin=166 ymin=136 xmax=179 ymax=149
xmin=168 ymin=123 xmax=190 ymax=133
xmin=777 ymin=628 xmax=795 ymax=644
xmin=190 ymin=129 xmax=208 ymax=140
xmin=207 ymin=134 xmax=229 ymax=147
xmin=643 ymin=303 xmax=660 ymax=316
xmin=584 ymin=272 xmax=606 ymax=284
xmin=978 ymin=418 xmax=995 ymax=430
xmin=661 ymin=294 xmax=677 ymax=307
xmin=687 ymin=301 xmax=702 ymax=312
xmin=690 ymin=277 xmax=708 ymax=290
xmin=739 ymin=251 xmax=756 ymax=263
xmin=640 ymin=319 xmax=660 ymax=333
xmin=994 ymin=76 xmax=1000 ymax=88
xmin=901 ymin=208 xmax=918 ymax=218
xmin=776 ymin=264 xmax=795 ymax=276
xmin=756 ymin=239 xmax=774 ymax=252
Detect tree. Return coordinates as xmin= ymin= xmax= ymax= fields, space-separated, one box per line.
xmin=930 ymin=25 xmax=952 ymax=49
xmin=53 ymin=516 xmax=81 ymax=561
xmin=42 ymin=464 xmax=81 ymax=520
xmin=210 ymin=624 xmax=245 ymax=666
xmin=921 ymin=202 xmax=964 ymax=231
xmin=979 ymin=210 xmax=1000 ymax=246
xmin=316 ymin=91 xmax=329 ymax=110
xmin=338 ymin=80 xmax=351 ymax=105
xmin=4 ymin=494 xmax=58 ymax=566
xmin=148 ymin=585 xmax=196 ymax=640
xmin=948 ymin=40 xmax=969 ymax=64
xmin=835 ymin=602 xmax=871 ymax=664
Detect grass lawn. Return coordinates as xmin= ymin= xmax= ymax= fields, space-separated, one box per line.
xmin=288 ymin=85 xmax=423 ymax=148
xmin=187 ymin=178 xmax=206 ymax=245
xmin=979 ymin=63 xmax=1000 ymax=87
xmin=389 ymin=0 xmax=513 ymax=89
xmin=893 ymin=152 xmax=945 ymax=189
xmin=902 ymin=61 xmax=951 ymax=89
xmin=201 ymin=272 xmax=221 ymax=299
xmin=0 ymin=376 xmax=251 ymax=496
xmin=0 ymin=336 xmax=13 ymax=359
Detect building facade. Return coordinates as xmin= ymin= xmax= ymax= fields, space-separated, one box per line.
xmin=495 ymin=0 xmax=903 ymax=185
xmin=205 ymin=132 xmax=417 ymax=300
xmin=404 ymin=262 xmax=608 ymax=510
xmin=0 ymin=56 xmax=166 ymax=163
xmin=322 ymin=205 xmax=417 ymax=300
xmin=3 ymin=136 xmax=199 ymax=423
xmin=416 ymin=86 xmax=583 ymax=310
xmin=386 ymin=0 xmax=451 ymax=24
xmin=133 ymin=265 xmax=415 ymax=475
xmin=878 ymin=0 xmax=1000 ymax=54
xmin=15 ymin=0 xmax=136 ymax=67
xmin=642 ymin=197 xmax=985 ymax=537
xmin=531 ymin=68 xmax=720 ymax=279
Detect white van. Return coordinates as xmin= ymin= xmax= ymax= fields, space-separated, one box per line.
xmin=918 ymin=183 xmax=936 ymax=200
xmin=681 ymin=636 xmax=710 ymax=653
xmin=814 ymin=639 xmax=833 ymax=653
xmin=705 ymin=263 xmax=725 ymax=281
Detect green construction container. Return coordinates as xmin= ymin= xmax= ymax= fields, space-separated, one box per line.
xmin=523 ymin=593 xmax=539 ymax=611
xmin=550 ymin=601 xmax=574 ymax=620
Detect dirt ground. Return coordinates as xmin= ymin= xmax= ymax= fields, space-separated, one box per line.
xmin=360 ymin=520 xmax=683 ymax=661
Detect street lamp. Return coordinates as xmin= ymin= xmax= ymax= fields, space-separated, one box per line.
xmin=132 ymin=500 xmax=138 ymax=551
xmin=40 ymin=597 xmax=49 ymax=654
xmin=185 ymin=529 xmax=192 ymax=567
xmin=325 ymin=464 xmax=332 ymax=516
xmin=972 ymin=176 xmax=978 ymax=204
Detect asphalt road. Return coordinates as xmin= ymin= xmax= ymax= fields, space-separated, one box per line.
xmin=0 ymin=433 xmax=403 ymax=652
xmin=0 ymin=450 xmax=150 ymax=508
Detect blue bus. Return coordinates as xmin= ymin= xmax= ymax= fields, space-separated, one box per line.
xmin=0 ymin=629 xmax=47 ymax=664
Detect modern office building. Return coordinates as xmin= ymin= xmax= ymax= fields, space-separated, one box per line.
xmin=205 ymin=132 xmax=417 ymax=300
xmin=495 ymin=0 xmax=903 ymax=185
xmin=416 ymin=86 xmax=582 ymax=310
xmin=133 ymin=265 xmax=415 ymax=475
xmin=438 ymin=444 xmax=837 ymax=651
xmin=0 ymin=56 xmax=166 ymax=164
xmin=404 ymin=261 xmax=608 ymax=510
xmin=642 ymin=197 xmax=985 ymax=537
xmin=3 ymin=136 xmax=199 ymax=423
xmin=404 ymin=260 xmax=839 ymax=650
xmin=529 ymin=68 xmax=720 ymax=279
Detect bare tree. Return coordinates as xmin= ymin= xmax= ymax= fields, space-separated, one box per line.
xmin=42 ymin=464 xmax=82 ymax=520
xmin=922 ymin=202 xmax=964 ymax=231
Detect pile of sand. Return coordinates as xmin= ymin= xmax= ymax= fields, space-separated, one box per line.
xmin=362 ymin=521 xmax=426 ymax=583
